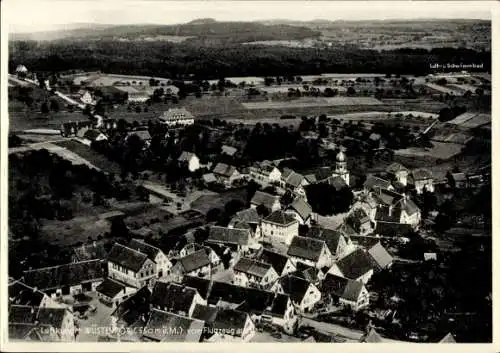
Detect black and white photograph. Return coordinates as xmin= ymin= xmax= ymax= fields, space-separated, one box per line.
xmin=1 ymin=0 xmax=495 ymax=347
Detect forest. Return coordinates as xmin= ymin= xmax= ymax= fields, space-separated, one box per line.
xmin=9 ymin=39 xmax=491 ymax=80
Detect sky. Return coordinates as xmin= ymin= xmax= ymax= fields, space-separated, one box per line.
xmin=3 ymin=0 xmax=493 ymax=33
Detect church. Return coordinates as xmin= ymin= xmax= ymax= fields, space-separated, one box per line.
xmin=332 ymin=149 xmax=350 ymax=186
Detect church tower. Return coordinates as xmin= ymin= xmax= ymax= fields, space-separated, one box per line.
xmin=334 ymin=147 xmax=350 ymax=186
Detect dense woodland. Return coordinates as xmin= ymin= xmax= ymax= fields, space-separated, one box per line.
xmin=9 ymin=40 xmax=491 ymax=80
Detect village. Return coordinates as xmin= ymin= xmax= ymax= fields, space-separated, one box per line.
xmin=7 ymin=64 xmax=491 ymax=344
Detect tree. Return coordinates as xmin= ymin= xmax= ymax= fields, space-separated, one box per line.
xmin=346 ymin=86 xmax=356 ymax=96
xmin=50 ymin=99 xmax=60 ymax=112
xmin=207 ymin=208 xmax=222 ymax=222
xmin=305 ymin=183 xmax=353 ymax=216
xmin=256 ymin=204 xmax=271 ymax=217
xmin=40 ymin=102 xmax=49 ymax=114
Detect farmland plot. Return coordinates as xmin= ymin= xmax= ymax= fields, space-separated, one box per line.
xmin=242 ymin=97 xmax=383 ymax=110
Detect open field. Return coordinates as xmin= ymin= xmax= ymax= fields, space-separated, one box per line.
xmin=242 ymin=97 xmax=383 ymax=109
xmin=395 ymin=141 xmax=464 ymax=161
xmin=55 ymin=140 xmax=122 ymax=174
xmin=447 ymin=112 xmax=491 ymax=128
xmin=190 ymin=187 xmax=249 ymax=215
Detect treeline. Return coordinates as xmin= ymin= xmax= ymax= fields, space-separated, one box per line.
xmin=9 ymin=40 xmax=491 ymax=80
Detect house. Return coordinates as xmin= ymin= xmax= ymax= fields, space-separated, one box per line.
xmin=202 ymin=173 xmax=217 ymax=185
xmin=150 ymin=281 xmax=206 ymax=317
xmin=205 ymin=309 xmax=255 ymax=342
xmin=360 ymin=328 xmax=384 ymax=343
xmin=345 ymin=208 xmax=373 ymax=236
xmin=373 ymin=189 xmax=421 ymax=227
xmin=107 ymin=243 xmax=157 ymax=289
xmin=250 ymin=191 xmax=281 ymax=212
xmin=9 ymin=305 xmax=75 ymax=342
xmin=191 ymin=304 xmax=219 ymax=329
xmin=22 ymin=260 xmax=105 ymax=298
xmin=363 ymin=175 xmax=394 ymax=193
xmin=261 ymin=210 xmax=299 ymax=245
xmin=212 ymin=163 xmax=241 ymax=186
xmin=233 ymin=258 xmax=279 ymax=290
xmin=386 ymin=162 xmax=409 ymax=186
xmin=82 ymin=129 xmax=108 ymax=146
xmin=450 ymin=172 xmax=468 ymax=188
xmin=249 ymin=161 xmax=282 ymax=185
xmin=287 ymin=236 xmax=333 ymax=269
xmin=142 ymin=309 xmax=204 ymax=342
xmin=439 ymin=333 xmax=457 ymax=343
xmin=72 ymin=242 xmax=108 ymax=262
xmin=256 ymin=249 xmax=296 ymax=277
xmin=178 ymin=151 xmax=200 ymax=172
xmin=275 ymin=275 xmax=321 ymax=313
xmin=306 ymin=226 xmax=351 ymax=261
xmin=424 ymin=252 xmax=438 ymax=261
xmin=80 ymin=90 xmax=95 ymax=105
xmin=126 ymin=130 xmax=152 ymax=144
xmin=179 ymin=243 xmax=221 ymax=269
xmin=328 ymin=249 xmax=376 ymax=284
xmin=96 ymin=278 xmax=137 ymax=307
xmin=410 ymin=168 xmax=435 ymax=194
xmin=285 ymin=197 xmax=313 ymax=225
xmin=281 ymin=169 xmax=309 ymax=196
xmin=158 ymin=108 xmax=195 ymax=126
xmin=127 ymin=91 xmax=150 ymax=103
xmin=353 ymin=193 xmax=378 ymax=221
xmin=366 ymin=242 xmax=393 ymax=270
xmin=228 ymin=208 xmax=262 ymax=238
xmin=127 ymin=239 xmax=172 ymax=278
xmin=291 ymin=262 xmax=324 ymax=286
xmin=321 ymin=273 xmax=369 ymax=311
xmin=207 ymin=226 xmax=252 ymax=255
xmin=9 ymin=280 xmax=55 ymax=308
xmin=260 ymin=294 xmax=297 ymax=332
xmin=110 ymin=286 xmax=151 ymax=332
xmin=170 ymin=249 xmax=211 ymax=282
xmin=221 ymin=145 xmax=238 ymax=157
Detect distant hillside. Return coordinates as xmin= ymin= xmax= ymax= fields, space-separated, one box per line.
xmin=9 ymin=21 xmax=321 ymax=44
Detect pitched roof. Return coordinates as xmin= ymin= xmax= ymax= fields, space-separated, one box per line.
xmin=367 ymin=242 xmax=392 ymax=269
xmin=36 ymin=307 xmax=68 ymax=329
xmin=386 ymin=162 xmax=409 ymax=174
xmin=362 ymin=328 xmax=384 ymax=343
xmin=257 ymin=249 xmax=292 ymax=275
xmin=279 ymin=275 xmax=313 ymax=304
xmin=111 ymin=286 xmax=151 ymax=326
xmin=364 ymin=175 xmax=392 ymax=191
xmin=266 ymin=294 xmax=289 ymax=317
xmin=374 ymin=221 xmax=414 ymax=237
xmin=321 ymin=273 xmax=365 ymax=302
xmin=202 ymin=173 xmax=217 ymax=183
xmin=96 ymin=278 xmax=126 ymax=299
xmin=212 ymin=309 xmax=249 ymax=337
xmin=304 ymin=174 xmax=317 ymax=183
xmin=281 ymin=168 xmax=294 ymax=180
xmin=127 ymin=130 xmax=152 ymax=141
xmin=159 ymin=108 xmax=195 ymax=121
xmin=192 ymin=304 xmax=219 ymax=324
xmin=9 ymin=281 xmax=46 ymax=307
xmin=178 ymin=249 xmax=211 ymax=273
xmin=287 ymin=236 xmax=325 ymax=262
xmin=83 ymin=129 xmax=106 ymax=141
xmin=107 ymin=243 xmax=149 ymax=272
xmin=213 ymin=163 xmax=237 ymax=178
xmin=233 ymin=258 xmax=272 ymax=279
xmin=9 ymin=305 xmax=38 ymax=324
xmin=181 ymin=276 xmax=213 ymax=300
xmin=306 ymin=226 xmax=345 ymax=255
xmin=231 ymin=208 xmax=260 ymax=224
xmin=143 ymin=309 xmax=204 ymax=342
xmin=178 ymin=151 xmax=197 ymax=162
xmin=314 ymin=167 xmax=333 ymax=182
xmin=23 ymin=260 xmax=105 ymax=291
xmin=221 ymin=145 xmax=238 ymax=156
xmin=439 ymin=333 xmax=456 ymax=343
xmin=264 ymin=210 xmax=297 ymax=226
xmin=293 ymin=263 xmax=321 ymax=283
xmin=373 ymin=188 xmax=403 ymax=206
xmin=327 ymin=176 xmax=348 ymax=191
xmin=287 ymin=198 xmax=312 ymax=221
xmin=208 ymin=226 xmax=250 ymax=246
xmin=285 ymin=171 xmax=305 ymax=188
xmin=412 ymin=168 xmax=433 ymax=180
xmin=127 ymin=239 xmax=162 ymax=262
xmin=151 ymin=282 xmax=198 ymax=314
xmin=250 ymin=191 xmax=278 ymax=209
xmin=335 ymin=249 xmax=375 ymax=280
xmin=73 ymin=242 xmax=108 ymax=262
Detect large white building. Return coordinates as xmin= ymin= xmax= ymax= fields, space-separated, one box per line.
xmin=159 ymin=108 xmax=195 ymax=126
